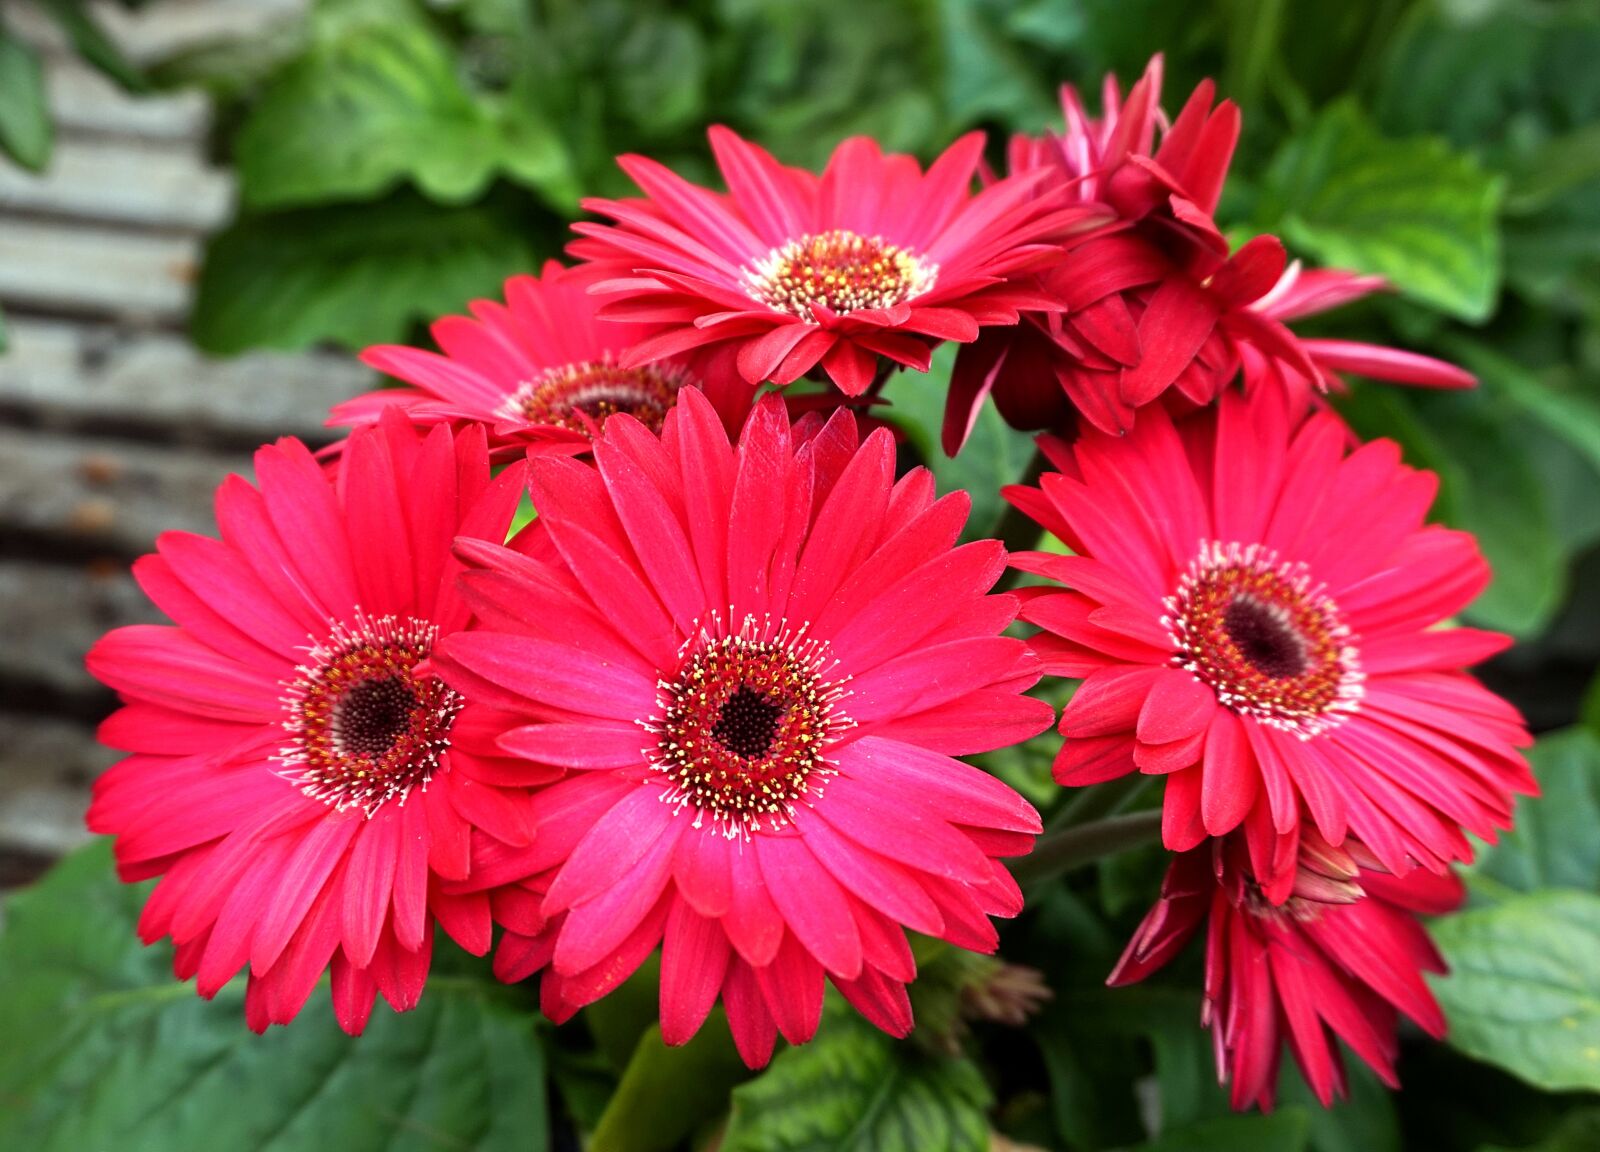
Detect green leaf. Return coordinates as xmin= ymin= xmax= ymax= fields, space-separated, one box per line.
xmin=1474 ymin=728 xmax=1600 ymax=896
xmin=191 ymin=192 xmax=539 ymax=354
xmin=237 ymin=16 xmax=575 ymax=211
xmin=1480 ymin=1108 xmax=1600 ymax=1152
xmin=1449 ymin=339 xmax=1600 ymax=482
xmin=36 ymin=0 xmax=144 ymax=90
xmin=1257 ymin=101 xmax=1503 ymax=321
xmin=1136 ymin=1110 xmax=1311 ymax=1152
xmin=0 ymin=842 xmax=551 ymax=1151
xmin=1336 ymin=386 xmax=1565 ymax=637
xmin=936 ymin=0 xmax=1054 ymax=128
xmin=720 ymin=1009 xmax=991 ymax=1152
xmin=590 ymin=1022 xmax=750 ymax=1152
xmin=1430 ymin=889 xmax=1600 ymax=1093
xmin=611 ymin=14 xmax=708 ymax=135
xmin=0 ymin=30 xmax=51 ymax=171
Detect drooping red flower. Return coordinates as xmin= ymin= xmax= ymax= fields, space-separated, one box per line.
xmin=1109 ymin=832 xmax=1463 ymax=1110
xmin=567 ymin=127 xmax=1108 ymax=399
xmin=431 ymin=389 xmax=1053 ymax=1067
xmin=86 ymin=413 xmax=553 ymax=1033
xmin=943 ymin=57 xmax=1473 ymax=450
xmin=1008 ymin=389 xmax=1534 ymax=890
xmin=1246 ymin=263 xmax=1476 ymax=422
xmin=329 ymin=262 xmax=756 ymax=458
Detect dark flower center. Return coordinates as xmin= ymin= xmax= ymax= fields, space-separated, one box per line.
xmin=502 ymin=357 xmax=689 ymax=435
xmin=333 ymin=676 xmax=418 ymax=758
xmin=1167 ymin=542 xmax=1363 ymax=738
xmin=650 ymin=618 xmax=852 ymax=835
xmin=711 ymin=684 xmax=785 ymax=760
xmin=280 ymin=615 xmax=460 ymax=815
xmin=1222 ymin=595 xmax=1311 ymax=680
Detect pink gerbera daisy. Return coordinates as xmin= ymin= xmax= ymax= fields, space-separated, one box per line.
xmin=431 ymin=390 xmax=1053 ymax=1067
xmin=1109 ymin=831 xmax=1463 ymax=1110
xmin=1008 ymin=390 xmax=1534 ymax=889
xmin=86 ymin=413 xmax=553 ymax=1033
xmin=567 ymin=127 xmax=1108 ymax=398
xmin=329 ymin=262 xmax=757 ymax=458
xmin=943 ymin=58 xmax=1472 ymax=450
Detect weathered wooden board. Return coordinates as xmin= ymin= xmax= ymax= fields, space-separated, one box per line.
xmin=0 ymin=713 xmax=112 ymax=858
xmin=0 ymin=317 xmax=371 ymax=444
xmin=10 ymin=0 xmax=307 ymax=65
xmin=0 ymin=136 xmax=234 ymax=231
xmin=0 ymin=219 xmax=199 ymax=320
xmin=47 ymin=59 xmax=211 ymax=142
xmin=0 ymin=427 xmax=244 ymax=555
xmin=0 ymin=0 xmax=363 ymax=882
xmin=0 ymin=561 xmax=158 ymax=699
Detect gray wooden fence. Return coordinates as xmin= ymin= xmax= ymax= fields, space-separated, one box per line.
xmin=0 ymin=0 xmax=371 ymax=883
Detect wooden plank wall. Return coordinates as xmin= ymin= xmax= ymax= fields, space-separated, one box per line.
xmin=0 ymin=0 xmax=371 ymax=884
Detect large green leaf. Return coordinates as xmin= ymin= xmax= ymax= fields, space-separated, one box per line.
xmin=237 ymin=14 xmax=575 ymax=211
xmin=0 ymin=842 xmax=551 ymax=1151
xmin=1474 ymin=728 xmax=1600 ymax=896
xmin=191 ymin=192 xmax=539 ymax=354
xmin=0 ymin=30 xmax=51 ymax=171
xmin=719 ymin=1008 xmax=991 ymax=1152
xmin=1257 ymin=101 xmax=1503 ymax=321
xmin=1430 ymin=890 xmax=1600 ymax=1093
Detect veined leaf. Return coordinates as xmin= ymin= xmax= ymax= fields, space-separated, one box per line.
xmin=1258 ymin=101 xmax=1503 ymax=321
xmin=1473 ymin=728 xmax=1600 ymax=897
xmin=1430 ymin=890 xmax=1600 ymax=1093
xmin=720 ymin=1008 xmax=991 ymax=1152
xmin=0 ymin=842 xmax=551 ymax=1152
xmin=237 ymin=16 xmax=575 ymax=211
xmin=191 ymin=192 xmax=539 ymax=354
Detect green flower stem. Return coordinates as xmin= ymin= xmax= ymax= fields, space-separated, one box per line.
xmin=1010 ymin=809 xmax=1164 ymax=891
xmin=1045 ymin=773 xmax=1151 ymax=834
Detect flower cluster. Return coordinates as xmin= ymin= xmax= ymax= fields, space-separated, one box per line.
xmin=87 ymin=55 xmax=1531 ymax=1112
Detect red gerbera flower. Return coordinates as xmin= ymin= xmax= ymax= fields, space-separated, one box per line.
xmin=431 ymin=390 xmax=1053 ymax=1067
xmin=568 ymin=127 xmax=1107 ymax=399
xmin=330 ymin=262 xmax=757 ymax=458
xmin=86 ymin=414 xmax=552 ymax=1033
xmin=1247 ymin=263 xmax=1476 ymax=422
xmin=1109 ymin=832 xmax=1463 ymax=1110
xmin=943 ymin=58 xmax=1472 ymax=450
xmin=1008 ymin=390 xmax=1534 ymax=889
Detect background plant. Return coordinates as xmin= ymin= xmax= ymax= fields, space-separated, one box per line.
xmin=2 ymin=0 xmax=1598 ymax=1149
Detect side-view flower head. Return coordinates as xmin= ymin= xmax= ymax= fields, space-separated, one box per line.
xmin=1110 ymin=831 xmax=1463 ymax=1110
xmin=86 ymin=413 xmax=551 ymax=1033
xmin=430 ymin=389 xmax=1054 ymax=1066
xmin=943 ymin=56 xmax=1474 ymax=451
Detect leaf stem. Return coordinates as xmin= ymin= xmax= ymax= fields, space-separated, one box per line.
xmin=1010 ymin=809 xmax=1163 ymax=890
xmin=1046 ymin=773 xmax=1150 ymax=833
